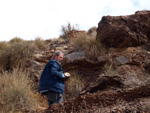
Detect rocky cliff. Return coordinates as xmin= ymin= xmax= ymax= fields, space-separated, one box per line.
xmin=29 ymin=10 xmax=150 ymax=113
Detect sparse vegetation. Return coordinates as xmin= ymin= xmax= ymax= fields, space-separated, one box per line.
xmin=0 ymin=41 xmax=8 ymax=51
xmin=0 ymin=41 xmax=36 ymax=71
xmin=0 ymin=17 xmax=150 ymax=112
xmin=64 ymin=71 xmax=85 ymax=100
xmin=34 ymin=37 xmax=47 ymax=50
xmin=60 ymin=22 xmax=79 ymax=39
xmin=0 ymin=68 xmax=38 ymax=113
xmin=9 ymin=37 xmax=24 ymax=43
xmin=71 ymin=33 xmax=102 ymax=59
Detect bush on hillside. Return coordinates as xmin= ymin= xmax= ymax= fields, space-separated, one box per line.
xmin=71 ymin=33 xmax=102 ymax=59
xmin=0 ymin=68 xmax=38 ymax=113
xmin=34 ymin=37 xmax=47 ymax=50
xmin=0 ymin=41 xmax=8 ymax=51
xmin=0 ymin=41 xmax=36 ymax=71
xmin=60 ymin=23 xmax=79 ymax=39
xmin=9 ymin=37 xmax=24 ymax=43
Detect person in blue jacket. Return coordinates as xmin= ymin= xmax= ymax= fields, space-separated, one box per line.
xmin=38 ymin=50 xmax=69 ymax=107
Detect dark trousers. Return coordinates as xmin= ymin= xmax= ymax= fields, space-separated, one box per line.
xmin=46 ymin=90 xmax=63 ymax=107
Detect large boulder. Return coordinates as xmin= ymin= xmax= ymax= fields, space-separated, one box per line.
xmin=96 ymin=10 xmax=150 ymax=48
xmin=62 ymin=52 xmax=109 ymax=72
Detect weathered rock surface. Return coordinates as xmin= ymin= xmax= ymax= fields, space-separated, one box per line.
xmin=48 ymin=84 xmax=150 ymax=113
xmin=62 ymin=52 xmax=108 ymax=72
xmin=96 ymin=10 xmax=150 ymax=48
xmin=80 ymin=74 xmax=124 ymax=95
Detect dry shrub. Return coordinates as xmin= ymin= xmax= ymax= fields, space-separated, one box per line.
xmin=34 ymin=37 xmax=47 ymax=50
xmin=0 ymin=41 xmax=8 ymax=51
xmin=0 ymin=41 xmax=36 ymax=71
xmin=0 ymin=68 xmax=38 ymax=113
xmin=71 ymin=34 xmax=86 ymax=51
xmin=9 ymin=37 xmax=24 ymax=43
xmin=71 ymin=33 xmax=102 ymax=58
xmin=64 ymin=71 xmax=85 ymax=100
xmin=60 ymin=23 xmax=79 ymax=39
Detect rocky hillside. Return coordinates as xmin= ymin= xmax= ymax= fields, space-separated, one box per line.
xmin=30 ymin=10 xmax=150 ymax=113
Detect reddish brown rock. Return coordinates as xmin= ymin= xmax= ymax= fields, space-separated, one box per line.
xmin=80 ymin=74 xmax=124 ymax=95
xmin=96 ymin=10 xmax=150 ymax=48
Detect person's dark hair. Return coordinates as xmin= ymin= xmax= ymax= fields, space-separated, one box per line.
xmin=53 ymin=50 xmax=63 ymax=58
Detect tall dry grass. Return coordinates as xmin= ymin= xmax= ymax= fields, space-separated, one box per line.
xmin=60 ymin=23 xmax=79 ymax=39
xmin=64 ymin=71 xmax=85 ymax=100
xmin=0 ymin=38 xmax=48 ymax=112
xmin=0 ymin=68 xmax=38 ymax=113
xmin=71 ymin=33 xmax=102 ymax=59
xmin=0 ymin=41 xmax=36 ymax=71
xmin=103 ymin=63 xmax=118 ymax=75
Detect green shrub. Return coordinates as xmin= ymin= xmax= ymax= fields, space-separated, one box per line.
xmin=0 ymin=42 xmax=36 ymax=71
xmin=64 ymin=71 xmax=85 ymax=100
xmin=0 ymin=68 xmax=38 ymax=113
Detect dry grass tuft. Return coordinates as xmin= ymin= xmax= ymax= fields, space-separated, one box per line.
xmin=0 ymin=68 xmax=38 ymax=113
xmin=64 ymin=71 xmax=85 ymax=100
xmin=71 ymin=33 xmax=102 ymax=59
xmin=104 ymin=63 xmax=118 ymax=75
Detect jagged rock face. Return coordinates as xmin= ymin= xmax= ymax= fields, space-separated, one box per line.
xmin=96 ymin=11 xmax=150 ymax=48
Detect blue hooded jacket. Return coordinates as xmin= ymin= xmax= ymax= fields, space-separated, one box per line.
xmin=38 ymin=59 xmax=65 ymax=94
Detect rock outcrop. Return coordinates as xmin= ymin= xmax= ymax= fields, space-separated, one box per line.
xmin=62 ymin=52 xmax=108 ymax=72
xmin=28 ymin=10 xmax=150 ymax=113
xmin=96 ymin=10 xmax=150 ymax=48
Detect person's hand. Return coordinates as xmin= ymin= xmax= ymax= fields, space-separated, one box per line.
xmin=64 ymin=72 xmax=70 ymax=78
